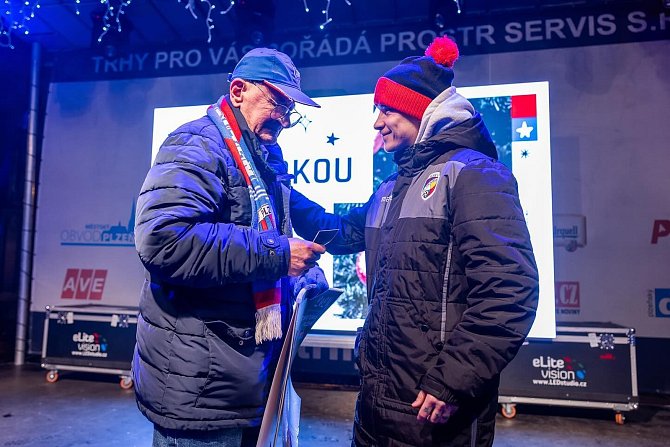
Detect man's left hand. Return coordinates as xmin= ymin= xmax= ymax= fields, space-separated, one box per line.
xmin=411 ymin=390 xmax=458 ymax=424
xmin=293 ymin=265 xmax=329 ymax=298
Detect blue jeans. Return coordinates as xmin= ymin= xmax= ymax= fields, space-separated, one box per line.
xmin=153 ymin=426 xmax=247 ymax=447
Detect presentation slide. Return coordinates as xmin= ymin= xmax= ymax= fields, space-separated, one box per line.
xmin=152 ymin=81 xmax=555 ymax=339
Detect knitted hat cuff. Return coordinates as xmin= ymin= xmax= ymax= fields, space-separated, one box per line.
xmin=374 ymin=77 xmax=432 ymax=121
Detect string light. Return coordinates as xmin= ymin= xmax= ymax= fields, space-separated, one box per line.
xmin=96 ymin=0 xmax=132 ymax=43
xmin=219 ymin=0 xmax=234 ymax=15
xmin=320 ymin=0 xmax=352 ymax=30
xmin=179 ymin=0 xmax=215 ymax=43
xmin=0 ymin=0 xmax=357 ymax=49
xmin=1 ymin=0 xmax=40 ymax=48
xmin=115 ymin=0 xmax=130 ymax=32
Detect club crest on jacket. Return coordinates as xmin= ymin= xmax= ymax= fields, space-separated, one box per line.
xmin=421 ymin=172 xmax=441 ymax=200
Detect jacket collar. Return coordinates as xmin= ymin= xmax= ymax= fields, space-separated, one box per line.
xmin=394 ymin=112 xmax=498 ymax=176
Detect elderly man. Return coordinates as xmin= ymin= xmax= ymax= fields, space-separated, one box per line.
xmin=290 ymin=37 xmax=539 ymax=446
xmin=132 ymin=48 xmax=327 ymax=447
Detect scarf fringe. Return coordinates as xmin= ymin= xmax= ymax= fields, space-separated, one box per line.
xmin=255 ymin=304 xmax=283 ymax=344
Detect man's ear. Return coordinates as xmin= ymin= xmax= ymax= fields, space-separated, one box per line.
xmin=229 ymin=79 xmax=246 ymax=106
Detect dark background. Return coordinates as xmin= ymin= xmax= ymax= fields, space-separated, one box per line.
xmin=0 ymin=41 xmax=30 ymax=362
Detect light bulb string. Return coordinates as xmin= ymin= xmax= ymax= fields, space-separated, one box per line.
xmin=1 ymin=0 xmax=358 ymax=49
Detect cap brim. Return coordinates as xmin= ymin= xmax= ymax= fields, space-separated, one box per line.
xmin=266 ymin=81 xmax=320 ymax=108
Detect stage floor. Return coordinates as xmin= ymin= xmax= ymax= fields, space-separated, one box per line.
xmin=0 ymin=363 xmax=668 ymax=446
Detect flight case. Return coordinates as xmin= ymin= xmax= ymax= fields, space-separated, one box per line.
xmin=41 ymin=304 xmax=138 ymax=389
xmin=499 ymin=323 xmax=638 ymax=424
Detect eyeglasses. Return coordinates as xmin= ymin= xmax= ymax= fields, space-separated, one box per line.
xmin=251 ymin=82 xmax=304 ymax=128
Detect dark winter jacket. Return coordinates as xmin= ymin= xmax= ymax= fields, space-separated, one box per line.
xmin=291 ymin=88 xmax=538 ymax=446
xmin=132 ymin=99 xmax=293 ymax=431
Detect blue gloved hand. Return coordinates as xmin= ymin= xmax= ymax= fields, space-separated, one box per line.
xmin=293 ymin=266 xmax=329 ymax=299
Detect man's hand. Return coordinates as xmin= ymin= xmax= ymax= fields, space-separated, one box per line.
xmin=287 ymin=238 xmax=326 ymax=277
xmin=411 ymin=390 xmax=458 ymax=424
xmin=293 ymin=266 xmax=329 ymax=298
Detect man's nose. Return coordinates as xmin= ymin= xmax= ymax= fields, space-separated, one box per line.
xmin=277 ymin=114 xmax=291 ymax=128
xmin=279 ymin=116 xmax=291 ymax=129
xmin=373 ymin=113 xmax=384 ymax=130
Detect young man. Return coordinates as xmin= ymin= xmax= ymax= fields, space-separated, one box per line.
xmin=132 ymin=48 xmax=327 ymax=447
xmin=290 ymin=37 xmax=539 ymax=446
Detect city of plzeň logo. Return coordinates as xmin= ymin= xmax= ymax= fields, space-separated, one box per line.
xmin=531 ymin=355 xmax=587 ymax=388
xmin=60 ymin=202 xmax=135 ymax=247
xmin=71 ymin=331 xmax=109 ymax=358
xmin=421 ymin=172 xmax=440 ymax=200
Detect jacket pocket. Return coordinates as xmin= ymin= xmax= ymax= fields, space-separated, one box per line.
xmin=196 ymin=320 xmax=275 ymax=410
xmin=383 ymin=301 xmax=439 ymax=403
xmin=205 ymin=319 xmax=255 ymax=352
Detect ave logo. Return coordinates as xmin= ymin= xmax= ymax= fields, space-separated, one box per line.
xmin=61 ymin=269 xmax=108 ymax=300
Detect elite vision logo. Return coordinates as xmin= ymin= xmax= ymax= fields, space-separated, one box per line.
xmin=531 ymin=355 xmax=587 ymax=388
xmin=71 ymin=331 xmax=108 ymax=358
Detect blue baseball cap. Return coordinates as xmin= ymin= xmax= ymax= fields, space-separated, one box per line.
xmin=229 ymin=48 xmax=320 ymax=108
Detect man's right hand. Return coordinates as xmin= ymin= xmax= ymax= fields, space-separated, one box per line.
xmin=287 ymin=238 xmax=326 ymax=277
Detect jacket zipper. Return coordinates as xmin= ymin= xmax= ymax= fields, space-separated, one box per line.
xmin=440 ymin=235 xmax=454 ymax=343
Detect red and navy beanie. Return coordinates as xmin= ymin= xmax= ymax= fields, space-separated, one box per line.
xmin=374 ymin=37 xmax=459 ymax=120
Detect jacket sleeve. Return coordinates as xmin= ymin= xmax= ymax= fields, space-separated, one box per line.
xmin=421 ymin=159 xmax=539 ymax=403
xmin=290 ymin=188 xmax=367 ymax=255
xmin=134 ymin=129 xmax=289 ymax=287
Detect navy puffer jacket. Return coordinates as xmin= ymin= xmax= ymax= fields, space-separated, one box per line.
xmin=132 ymin=102 xmax=293 ymax=431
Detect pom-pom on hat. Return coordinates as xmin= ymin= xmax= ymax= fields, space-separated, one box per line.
xmin=374 ymin=36 xmax=459 ymax=120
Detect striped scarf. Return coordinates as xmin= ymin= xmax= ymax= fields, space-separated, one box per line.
xmin=207 ymin=96 xmax=283 ymax=345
